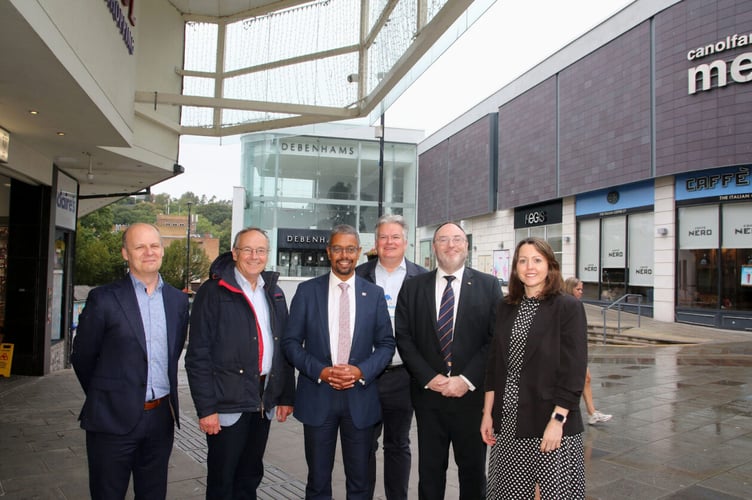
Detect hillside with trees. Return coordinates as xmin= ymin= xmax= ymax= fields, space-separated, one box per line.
xmin=75 ymin=192 xmax=232 ymax=289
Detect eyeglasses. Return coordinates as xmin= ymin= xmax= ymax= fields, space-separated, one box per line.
xmin=235 ymin=247 xmax=269 ymax=257
xmin=329 ymin=246 xmax=360 ymax=255
xmin=378 ymin=234 xmax=404 ymax=242
xmin=435 ymin=236 xmax=466 ymax=246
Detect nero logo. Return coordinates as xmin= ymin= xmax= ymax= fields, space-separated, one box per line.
xmin=688 ymin=229 xmax=712 ymax=236
xmin=636 ymin=267 xmax=653 ymax=275
xmin=608 ymin=250 xmax=624 ymax=257
xmin=584 ymin=264 xmax=598 ymax=272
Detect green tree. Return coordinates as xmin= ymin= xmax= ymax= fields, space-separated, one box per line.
xmin=161 ymin=240 xmax=210 ymax=290
xmin=112 ymin=202 xmax=158 ymax=225
xmin=74 ymin=224 xmax=125 ymax=285
xmin=195 ymin=201 xmax=231 ymax=226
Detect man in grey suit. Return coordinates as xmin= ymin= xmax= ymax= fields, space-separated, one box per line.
xmin=395 ymin=221 xmax=502 ymax=500
xmin=355 ymin=214 xmax=427 ymax=500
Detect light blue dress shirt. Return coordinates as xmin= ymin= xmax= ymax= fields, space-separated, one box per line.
xmin=130 ymin=273 xmax=169 ymax=402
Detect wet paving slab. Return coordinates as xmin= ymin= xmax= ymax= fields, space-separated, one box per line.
xmin=1 ymin=328 xmax=751 ymax=499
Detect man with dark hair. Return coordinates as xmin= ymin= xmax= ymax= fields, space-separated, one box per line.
xmin=186 ymin=227 xmax=295 ymax=499
xmin=396 ymin=221 xmax=502 ymax=499
xmin=283 ymin=224 xmax=394 ymax=499
xmin=72 ymin=222 xmax=190 ymax=499
xmin=356 ymin=214 xmax=427 ymax=499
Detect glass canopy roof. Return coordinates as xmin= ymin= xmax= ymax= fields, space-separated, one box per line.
xmin=168 ymin=0 xmax=487 ymax=135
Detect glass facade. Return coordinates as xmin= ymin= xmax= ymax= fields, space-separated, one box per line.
xmin=240 ymin=130 xmax=418 ymax=276
xmin=677 ymin=202 xmax=752 ymax=312
xmin=577 ymin=212 xmax=654 ymax=303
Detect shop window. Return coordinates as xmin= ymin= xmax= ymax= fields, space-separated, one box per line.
xmin=677 ymin=204 xmax=720 ymax=308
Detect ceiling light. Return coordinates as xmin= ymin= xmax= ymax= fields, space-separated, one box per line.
xmin=29 ymin=110 xmax=39 ymax=115
xmin=56 ymin=131 xmax=65 ymax=136
xmin=85 ymin=152 xmax=94 ymax=182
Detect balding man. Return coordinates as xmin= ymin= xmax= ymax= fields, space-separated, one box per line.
xmin=72 ymin=222 xmax=190 ymax=499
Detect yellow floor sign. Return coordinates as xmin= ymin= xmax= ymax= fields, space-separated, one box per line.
xmin=0 ymin=343 xmax=14 ymax=377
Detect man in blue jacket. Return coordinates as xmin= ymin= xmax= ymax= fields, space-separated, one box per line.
xmin=72 ymin=222 xmax=190 ymax=499
xmin=185 ymin=227 xmax=295 ymax=500
xmin=283 ymin=224 xmax=394 ymax=500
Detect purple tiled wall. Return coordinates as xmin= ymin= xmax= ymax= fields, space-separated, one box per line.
xmin=418 ymin=0 xmax=752 ymax=222
xmin=498 ymin=78 xmax=558 ymax=210
xmin=417 ymin=115 xmax=494 ymax=227
xmin=655 ymin=0 xmax=752 ymax=175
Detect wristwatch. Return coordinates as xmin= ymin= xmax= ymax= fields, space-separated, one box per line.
xmin=551 ymin=411 xmax=567 ymax=424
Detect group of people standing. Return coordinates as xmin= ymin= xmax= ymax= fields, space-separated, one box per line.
xmin=70 ymin=217 xmax=610 ymax=500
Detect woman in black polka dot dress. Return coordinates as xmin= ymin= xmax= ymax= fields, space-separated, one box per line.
xmin=481 ymin=237 xmax=588 ymax=499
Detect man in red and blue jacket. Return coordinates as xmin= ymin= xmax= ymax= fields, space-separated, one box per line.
xmin=186 ymin=227 xmax=295 ymax=500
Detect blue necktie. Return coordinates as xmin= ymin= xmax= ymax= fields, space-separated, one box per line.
xmin=437 ymin=275 xmax=456 ymax=374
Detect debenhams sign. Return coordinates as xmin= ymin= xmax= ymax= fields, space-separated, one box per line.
xmin=687 ymin=32 xmax=752 ymax=94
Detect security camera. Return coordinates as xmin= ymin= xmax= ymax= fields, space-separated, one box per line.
xmin=346 ymin=73 xmax=359 ymax=83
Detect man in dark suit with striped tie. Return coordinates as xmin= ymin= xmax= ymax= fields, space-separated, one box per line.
xmin=395 ymin=221 xmax=502 ymax=499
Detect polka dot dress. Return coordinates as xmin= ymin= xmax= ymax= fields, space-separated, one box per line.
xmin=487 ymin=296 xmax=585 ymax=499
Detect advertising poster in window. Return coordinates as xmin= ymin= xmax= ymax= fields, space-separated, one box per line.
xmin=601 ymin=216 xmax=626 ymax=268
xmin=742 ymin=266 xmax=752 ymax=286
xmin=678 ymin=205 xmax=718 ymax=249
xmin=492 ymin=249 xmax=510 ymax=284
xmin=629 ymin=212 xmax=654 ymax=286
xmin=722 ymin=202 xmax=752 ymax=248
xmin=578 ymin=219 xmax=600 ymax=282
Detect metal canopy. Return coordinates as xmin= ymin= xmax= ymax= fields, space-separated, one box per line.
xmin=147 ymin=0 xmax=475 ymax=136
xmin=0 ymin=0 xmax=478 ymax=215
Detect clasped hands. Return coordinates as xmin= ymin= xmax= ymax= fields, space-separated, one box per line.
xmin=427 ymin=373 xmax=469 ymax=398
xmin=320 ymin=364 xmax=363 ymax=390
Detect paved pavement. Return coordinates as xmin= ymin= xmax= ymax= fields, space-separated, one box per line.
xmin=1 ymin=307 xmax=751 ymax=499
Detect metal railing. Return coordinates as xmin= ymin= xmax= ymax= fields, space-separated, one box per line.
xmin=601 ymin=294 xmax=644 ymax=343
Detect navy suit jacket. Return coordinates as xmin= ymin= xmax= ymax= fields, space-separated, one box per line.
xmin=72 ymin=275 xmax=190 ymax=435
xmin=282 ymin=273 xmax=395 ymax=429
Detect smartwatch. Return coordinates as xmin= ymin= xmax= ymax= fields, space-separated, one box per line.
xmin=551 ymin=411 xmax=567 ymax=424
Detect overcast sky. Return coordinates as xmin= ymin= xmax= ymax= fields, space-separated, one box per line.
xmin=157 ymin=0 xmax=634 ymax=200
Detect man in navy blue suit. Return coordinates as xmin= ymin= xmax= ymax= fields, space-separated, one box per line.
xmin=72 ymin=223 xmax=190 ymax=499
xmin=283 ymin=224 xmax=394 ymax=500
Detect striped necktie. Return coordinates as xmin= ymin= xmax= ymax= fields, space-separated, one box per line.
xmin=437 ymin=275 xmax=456 ymax=374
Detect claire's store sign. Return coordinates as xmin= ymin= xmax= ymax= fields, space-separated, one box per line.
xmin=687 ymin=32 xmax=752 ymax=94
xmin=104 ymin=0 xmax=136 ymax=54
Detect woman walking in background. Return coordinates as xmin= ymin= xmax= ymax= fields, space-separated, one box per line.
xmin=481 ymin=237 xmax=587 ymax=499
xmin=564 ymin=277 xmax=612 ymax=426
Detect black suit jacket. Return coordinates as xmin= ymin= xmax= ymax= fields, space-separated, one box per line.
xmin=485 ymin=293 xmax=587 ymax=437
xmin=395 ymin=267 xmax=502 ymax=410
xmin=72 ymin=275 xmax=190 ymax=435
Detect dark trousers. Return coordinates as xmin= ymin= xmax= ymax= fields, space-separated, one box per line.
xmin=303 ymin=391 xmax=373 ymax=500
xmin=368 ymin=366 xmax=413 ymax=500
xmin=414 ymin=406 xmax=487 ymax=500
xmin=86 ymin=400 xmax=174 ymax=500
xmin=205 ymin=412 xmax=271 ymax=500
